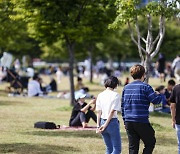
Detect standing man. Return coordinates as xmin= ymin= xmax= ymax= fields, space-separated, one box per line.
xmin=164 ymin=79 xmax=176 ymax=105
xmin=170 ymin=84 xmax=180 ymax=154
xmin=121 ymin=64 xmax=162 ymax=154
xmin=172 ymin=55 xmax=180 ymax=82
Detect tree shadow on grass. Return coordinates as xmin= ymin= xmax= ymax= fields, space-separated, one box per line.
xmin=89 ymin=88 xmax=104 ymax=92
xmin=24 ymin=130 xmax=127 ymax=140
xmin=156 ymin=135 xmax=177 ymax=146
xmin=0 ymin=143 xmax=80 ymax=154
xmin=150 ymin=112 xmax=171 ymax=118
xmin=0 ymin=100 xmax=24 ymax=106
xmin=24 ymin=130 xmax=102 ymax=139
xmin=0 ymin=90 xmax=8 ymax=96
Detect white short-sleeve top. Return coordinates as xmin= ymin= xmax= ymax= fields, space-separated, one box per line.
xmin=96 ymin=89 xmax=121 ymax=119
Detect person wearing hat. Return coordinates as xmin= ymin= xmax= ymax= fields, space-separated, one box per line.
xmin=69 ymin=93 xmax=97 ymax=128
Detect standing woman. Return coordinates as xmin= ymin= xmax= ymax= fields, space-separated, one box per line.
xmin=96 ymin=76 xmax=121 ymax=154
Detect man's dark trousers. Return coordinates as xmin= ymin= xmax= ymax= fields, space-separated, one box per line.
xmin=125 ymin=122 xmax=156 ymax=154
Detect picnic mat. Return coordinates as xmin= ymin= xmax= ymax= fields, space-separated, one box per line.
xmin=58 ymin=125 xmax=97 ymax=131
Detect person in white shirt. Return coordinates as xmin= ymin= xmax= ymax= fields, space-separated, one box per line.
xmin=172 ymin=55 xmax=180 ymax=82
xmin=56 ymin=66 xmax=63 ymax=84
xmin=28 ymin=74 xmax=43 ymax=97
xmin=0 ymin=66 xmax=7 ymax=82
xmin=96 ymin=76 xmax=121 ymax=154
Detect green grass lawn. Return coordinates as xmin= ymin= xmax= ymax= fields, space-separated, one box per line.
xmin=0 ymin=76 xmax=178 ymax=154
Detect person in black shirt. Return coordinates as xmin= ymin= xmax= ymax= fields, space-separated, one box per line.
xmin=164 ymin=79 xmax=176 ymax=105
xmin=157 ymin=53 xmax=166 ymax=82
xmin=170 ymin=84 xmax=180 ymax=153
xmin=69 ymin=93 xmax=97 ymax=128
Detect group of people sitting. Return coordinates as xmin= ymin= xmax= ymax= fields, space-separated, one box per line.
xmin=28 ymin=73 xmax=57 ymax=97
xmin=153 ymin=79 xmax=176 ymax=113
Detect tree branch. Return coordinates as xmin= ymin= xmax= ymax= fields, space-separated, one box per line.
xmin=135 ymin=19 xmax=146 ymax=54
xmin=127 ymin=21 xmax=145 ymax=63
xmin=146 ymin=14 xmax=153 ymax=54
xmin=74 ymin=0 xmax=89 ymax=23
xmin=141 ymin=37 xmax=147 ymax=43
xmin=151 ymin=15 xmax=165 ymax=58
xmin=136 ymin=18 xmax=147 ymax=63
xmin=152 ymin=33 xmax=160 ymax=46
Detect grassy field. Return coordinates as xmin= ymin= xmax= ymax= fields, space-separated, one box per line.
xmin=0 ymin=76 xmax=178 ymax=154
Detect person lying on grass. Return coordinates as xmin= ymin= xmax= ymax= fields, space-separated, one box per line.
xmin=69 ymin=93 xmax=97 ymax=128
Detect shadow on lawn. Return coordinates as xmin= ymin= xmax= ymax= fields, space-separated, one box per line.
xmin=0 ymin=143 xmax=80 ymax=154
xmin=24 ymin=130 xmax=127 ymax=139
xmin=156 ymin=135 xmax=177 ymax=146
xmin=0 ymin=100 xmax=24 ymax=106
xmin=150 ymin=112 xmax=171 ymax=118
xmin=25 ymin=130 xmax=102 ymax=139
xmin=0 ymin=89 xmax=8 ymax=96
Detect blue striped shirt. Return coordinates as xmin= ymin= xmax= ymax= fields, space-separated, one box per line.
xmin=121 ymin=80 xmax=162 ymax=123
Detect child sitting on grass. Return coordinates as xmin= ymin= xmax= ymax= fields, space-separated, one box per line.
xmin=155 ymin=85 xmax=170 ymax=113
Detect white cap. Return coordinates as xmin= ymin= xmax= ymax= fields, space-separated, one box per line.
xmin=75 ymin=93 xmax=86 ymax=100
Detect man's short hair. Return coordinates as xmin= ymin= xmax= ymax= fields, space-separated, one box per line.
xmin=130 ymin=64 xmax=145 ymax=79
xmin=104 ymin=76 xmax=119 ymax=89
xmin=168 ymin=79 xmax=176 ymax=86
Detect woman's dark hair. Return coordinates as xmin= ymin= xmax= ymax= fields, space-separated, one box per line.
xmin=104 ymin=76 xmax=119 ymax=89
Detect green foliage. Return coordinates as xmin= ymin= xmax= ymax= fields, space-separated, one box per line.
xmin=12 ymin=0 xmax=117 ymax=60
xmin=41 ymin=40 xmax=68 ymax=62
xmin=111 ymin=0 xmax=179 ymax=28
xmin=13 ymin=0 xmax=98 ymax=45
xmin=0 ymin=0 xmax=41 ymax=57
xmin=159 ymin=19 xmax=180 ymax=59
xmin=0 ymin=0 xmax=179 ymax=62
xmin=96 ymin=27 xmax=138 ymax=61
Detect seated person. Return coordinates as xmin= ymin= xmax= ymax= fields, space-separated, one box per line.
xmin=0 ymin=66 xmax=7 ymax=82
xmin=49 ymin=78 xmax=57 ymax=91
xmin=164 ymin=79 xmax=176 ymax=105
xmin=28 ymin=73 xmax=43 ymax=97
xmin=38 ymin=77 xmax=50 ymax=94
xmin=69 ymin=93 xmax=97 ymax=128
xmin=155 ymin=85 xmax=170 ymax=113
xmin=75 ymin=77 xmax=85 ymax=90
xmin=124 ymin=77 xmax=130 ymax=86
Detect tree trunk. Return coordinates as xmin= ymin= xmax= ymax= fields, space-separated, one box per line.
xmin=67 ymin=42 xmax=75 ymax=106
xmin=144 ymin=54 xmax=151 ymax=83
xmin=88 ymin=46 xmax=93 ymax=83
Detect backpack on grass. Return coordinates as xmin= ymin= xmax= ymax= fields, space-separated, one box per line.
xmin=34 ymin=121 xmax=59 ymax=129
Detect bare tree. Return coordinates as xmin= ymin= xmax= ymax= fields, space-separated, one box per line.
xmin=128 ymin=14 xmax=165 ymax=82
xmin=111 ymin=0 xmax=179 ymax=82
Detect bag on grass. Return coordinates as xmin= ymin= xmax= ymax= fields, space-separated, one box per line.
xmin=34 ymin=121 xmax=58 ymax=129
